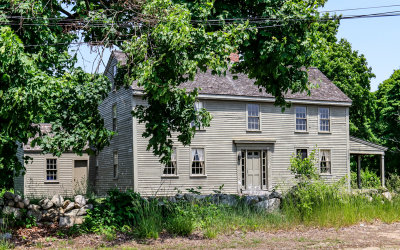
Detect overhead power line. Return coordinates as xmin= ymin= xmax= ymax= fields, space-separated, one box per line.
xmin=321 ymin=4 xmax=400 ymax=13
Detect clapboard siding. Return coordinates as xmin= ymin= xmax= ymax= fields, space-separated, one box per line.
xmin=96 ymin=55 xmax=134 ymax=195
xmin=22 ymin=153 xmax=89 ymax=198
xmin=350 ymin=138 xmax=386 ymax=154
xmin=134 ymin=97 xmax=349 ymax=195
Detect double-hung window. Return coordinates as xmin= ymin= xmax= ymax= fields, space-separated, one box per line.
xmin=247 ymin=104 xmax=260 ymax=130
xmin=296 ymin=149 xmax=308 ymax=160
xmin=113 ymin=151 xmax=118 ymax=179
xmin=191 ymin=101 xmax=204 ymax=129
xmin=320 ymin=150 xmax=331 ymax=174
xmin=319 ymin=108 xmax=330 ymax=132
xmin=112 ymin=104 xmax=117 ymax=132
xmin=46 ymin=159 xmax=57 ymax=181
xmin=295 ymin=107 xmax=307 ymax=131
xmin=191 ymin=148 xmax=205 ymax=175
xmin=163 ymin=148 xmax=177 ymax=176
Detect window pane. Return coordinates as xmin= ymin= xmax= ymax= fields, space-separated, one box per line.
xmin=248 ymin=104 xmax=259 ymax=117
xmin=296 ymin=149 xmax=308 ymax=160
xmin=319 ymin=108 xmax=329 ymax=119
xmin=296 ymin=107 xmax=306 ymax=118
xmin=296 ymin=119 xmax=307 ymax=131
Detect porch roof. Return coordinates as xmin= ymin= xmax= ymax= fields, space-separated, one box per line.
xmin=350 ymin=136 xmax=388 ymax=155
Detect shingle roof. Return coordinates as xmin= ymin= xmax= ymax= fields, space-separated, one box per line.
xmin=23 ymin=124 xmax=52 ymax=151
xmin=110 ymin=52 xmax=351 ymax=103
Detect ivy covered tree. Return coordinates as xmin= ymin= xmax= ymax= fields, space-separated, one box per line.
xmin=375 ymin=70 xmax=400 ymax=173
xmin=1 ymin=0 xmax=330 ymax=186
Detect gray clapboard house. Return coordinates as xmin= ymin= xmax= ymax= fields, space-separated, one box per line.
xmin=14 ymin=51 xmax=388 ymax=198
xmin=91 ymin=51 xmax=387 ymax=196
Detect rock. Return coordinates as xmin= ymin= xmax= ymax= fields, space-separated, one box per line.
xmin=41 ymin=208 xmax=59 ymax=222
xmin=2 ymin=206 xmax=22 ymax=219
xmin=244 ymin=196 xmax=259 ymax=205
xmin=74 ymin=216 xmax=85 ymax=225
xmin=28 ymin=204 xmax=41 ymax=212
xmin=62 ymin=200 xmax=71 ymax=209
xmin=74 ymin=195 xmax=86 ymax=207
xmin=7 ymin=201 xmax=14 ymax=207
xmin=268 ymin=198 xmax=281 ymax=212
xmin=64 ymin=202 xmax=75 ymax=213
xmin=3 ymin=192 xmax=15 ymax=200
xmin=184 ymin=193 xmax=196 ymax=202
xmin=175 ymin=194 xmax=184 ymax=200
xmin=22 ymin=198 xmax=30 ymax=207
xmin=51 ymin=194 xmax=64 ymax=207
xmin=16 ymin=201 xmax=25 ymax=209
xmin=84 ymin=204 xmax=94 ymax=210
xmin=167 ymin=196 xmax=176 ymax=203
xmin=65 ymin=209 xmax=79 ymax=217
xmin=59 ymin=216 xmax=74 ymax=227
xmin=13 ymin=195 xmax=22 ymax=203
xmin=269 ymin=191 xmax=282 ymax=199
xmin=258 ymin=194 xmax=271 ymax=201
xmin=39 ymin=198 xmax=54 ymax=210
xmin=76 ymin=207 xmax=87 ymax=216
xmin=254 ymin=198 xmax=280 ymax=212
xmin=382 ymin=192 xmax=392 ymax=201
xmin=27 ymin=209 xmax=42 ymax=222
xmin=220 ymin=194 xmax=238 ymax=206
xmin=0 ymin=233 xmax=12 ymax=240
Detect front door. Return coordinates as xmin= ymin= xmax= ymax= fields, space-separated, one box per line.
xmin=246 ymin=151 xmax=261 ymax=190
xmin=73 ymin=160 xmax=88 ymax=194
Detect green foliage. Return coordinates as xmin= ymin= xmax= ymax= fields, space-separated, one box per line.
xmin=289 ymin=149 xmax=319 ymax=181
xmin=350 ymin=169 xmax=381 ymax=189
xmin=164 ymin=204 xmax=195 ymax=236
xmin=311 ymin=16 xmax=377 ymax=141
xmin=0 ymin=1 xmax=113 ymax=187
xmin=375 ymin=70 xmax=400 ymax=173
xmin=284 ymin=179 xmax=346 ymax=218
xmin=386 ymin=173 xmax=400 ymax=193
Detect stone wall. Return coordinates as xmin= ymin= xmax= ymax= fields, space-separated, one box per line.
xmin=0 ymin=192 xmax=93 ymax=227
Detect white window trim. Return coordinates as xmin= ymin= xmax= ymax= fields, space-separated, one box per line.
xmin=189 ymin=146 xmax=207 ymax=177
xmin=246 ymin=103 xmax=261 ymax=132
xmin=44 ymin=158 xmax=58 ymax=183
xmin=113 ymin=151 xmax=119 ymax=179
xmin=294 ymin=106 xmax=308 ymax=133
xmin=294 ymin=147 xmax=309 ymax=160
xmin=161 ymin=147 xmax=179 ymax=178
xmin=112 ymin=103 xmax=117 ymax=132
xmin=318 ymin=107 xmax=331 ymax=133
xmin=319 ymin=149 xmax=332 ymax=175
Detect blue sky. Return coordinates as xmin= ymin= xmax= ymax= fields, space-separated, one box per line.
xmin=76 ymin=1 xmax=400 ymax=91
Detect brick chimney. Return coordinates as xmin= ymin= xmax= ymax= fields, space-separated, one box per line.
xmin=229 ymin=52 xmax=239 ymax=62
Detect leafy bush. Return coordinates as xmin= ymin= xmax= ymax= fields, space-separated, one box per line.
xmin=164 ymin=203 xmax=195 ymax=236
xmin=386 ymin=173 xmax=400 ymax=193
xmin=350 ymin=168 xmax=381 ymax=189
xmin=289 ymin=149 xmax=319 ymax=181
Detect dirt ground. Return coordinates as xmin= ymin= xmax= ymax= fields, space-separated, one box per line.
xmin=9 ymin=221 xmax=400 ymax=249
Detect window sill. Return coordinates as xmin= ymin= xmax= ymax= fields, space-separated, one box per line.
xmin=246 ymin=130 xmax=262 ymax=133
xmin=294 ymin=131 xmax=309 ymax=134
xmin=189 ymin=175 xmax=207 ymax=178
xmin=318 ymin=131 xmax=331 ymax=134
xmin=44 ymin=181 xmax=59 ymax=184
xmin=161 ymin=175 xmax=179 ymax=179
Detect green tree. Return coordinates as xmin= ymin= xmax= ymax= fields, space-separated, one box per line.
xmin=311 ymin=18 xmax=377 ymax=141
xmin=375 ymin=70 xmax=400 ymax=173
xmin=0 ymin=1 xmax=113 ymax=188
xmin=1 ymin=0 xmax=329 ymax=184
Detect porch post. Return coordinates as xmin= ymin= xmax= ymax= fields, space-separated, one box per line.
xmin=380 ymin=154 xmax=385 ymax=187
xmin=357 ymin=155 xmax=361 ymax=189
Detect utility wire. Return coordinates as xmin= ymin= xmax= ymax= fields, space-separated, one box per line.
xmin=320 ymin=4 xmax=400 ymax=13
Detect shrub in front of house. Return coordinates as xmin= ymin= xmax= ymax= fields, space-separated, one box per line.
xmin=350 ymin=168 xmax=381 ymax=189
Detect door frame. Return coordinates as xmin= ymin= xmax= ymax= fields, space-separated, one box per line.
xmin=245 ymin=150 xmax=262 ymax=190
xmin=236 ymin=143 xmax=273 ymax=192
